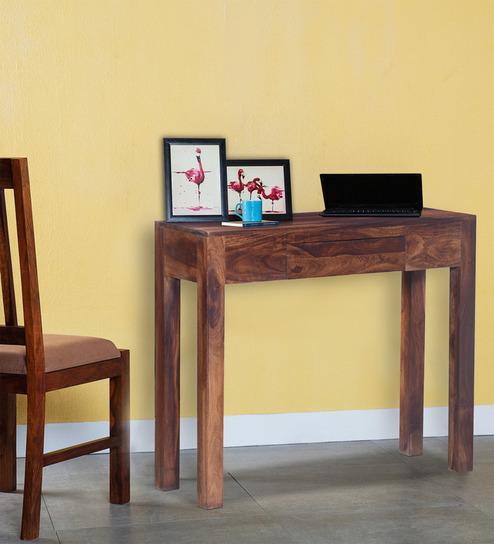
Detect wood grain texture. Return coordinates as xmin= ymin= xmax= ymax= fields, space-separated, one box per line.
xmin=0 ymin=393 xmax=16 ymax=491
xmin=155 ymin=222 xmax=181 ymax=491
xmin=160 ymin=211 xmax=469 ymax=284
xmin=0 ymin=360 xmax=122 ymax=393
xmin=11 ymin=159 xmax=46 ymax=541
xmin=159 ymin=209 xmax=471 ymax=238
xmin=163 ymin=226 xmax=198 ymax=282
xmin=43 ymin=437 xmax=117 ymax=467
xmin=399 ymin=270 xmax=426 ymax=456
xmin=405 ymin=222 xmax=461 ymax=270
xmin=449 ymin=216 xmax=476 ymax=472
xmin=110 ymin=350 xmax=130 ymax=504
xmin=0 ymin=159 xmax=130 ymax=540
xmin=11 ymin=159 xmax=45 ymax=368
xmin=155 ymin=208 xmax=477 ymax=510
xmin=197 ymin=236 xmax=225 ymax=509
xmin=287 ymin=236 xmax=405 ymax=279
xmin=225 ymin=232 xmax=286 ymax=283
xmin=45 ymin=358 xmax=122 ymax=391
xmin=21 ymin=392 xmax=45 ymax=540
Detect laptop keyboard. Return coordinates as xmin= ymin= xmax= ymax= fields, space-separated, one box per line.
xmin=321 ymin=207 xmax=420 ymax=216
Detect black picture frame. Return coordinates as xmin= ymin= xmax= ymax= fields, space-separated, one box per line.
xmin=226 ymin=159 xmax=292 ymax=221
xmin=164 ymin=138 xmax=227 ymax=222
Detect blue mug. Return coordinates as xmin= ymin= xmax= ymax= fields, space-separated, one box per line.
xmin=235 ymin=200 xmax=262 ymax=222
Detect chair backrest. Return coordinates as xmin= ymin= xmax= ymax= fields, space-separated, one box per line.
xmin=0 ymin=158 xmax=45 ymax=376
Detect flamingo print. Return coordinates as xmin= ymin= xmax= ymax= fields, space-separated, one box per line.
xmin=259 ymin=184 xmax=284 ymax=212
xmin=228 ymin=168 xmax=245 ymax=203
xmin=245 ymin=177 xmax=261 ymax=199
xmin=174 ymin=147 xmax=210 ymax=206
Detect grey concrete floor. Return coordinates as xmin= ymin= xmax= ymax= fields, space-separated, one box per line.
xmin=2 ymin=437 xmax=494 ymax=543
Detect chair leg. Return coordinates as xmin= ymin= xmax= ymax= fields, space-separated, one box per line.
xmin=21 ymin=391 xmax=45 ymax=541
xmin=109 ymin=350 xmax=130 ymax=504
xmin=0 ymin=393 xmax=17 ymax=492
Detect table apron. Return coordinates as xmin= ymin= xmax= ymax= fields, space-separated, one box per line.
xmin=161 ymin=223 xmax=462 ymax=283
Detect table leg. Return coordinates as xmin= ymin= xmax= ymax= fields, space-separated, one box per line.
xmin=197 ymin=237 xmax=225 ymax=509
xmin=449 ymin=218 xmax=476 ymax=472
xmin=400 ymin=270 xmax=426 ymax=456
xmin=155 ymin=224 xmax=181 ymax=490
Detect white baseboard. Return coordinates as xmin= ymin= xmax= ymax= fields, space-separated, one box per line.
xmin=15 ymin=405 xmax=494 ymax=457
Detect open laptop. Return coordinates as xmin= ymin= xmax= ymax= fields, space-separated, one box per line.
xmin=320 ymin=173 xmax=423 ymax=217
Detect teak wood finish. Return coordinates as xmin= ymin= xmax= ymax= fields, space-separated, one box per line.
xmin=155 ymin=208 xmax=476 ymax=509
xmin=0 ymin=158 xmax=130 ymax=540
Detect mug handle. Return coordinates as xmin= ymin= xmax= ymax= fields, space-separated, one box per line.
xmin=234 ymin=202 xmax=243 ymax=219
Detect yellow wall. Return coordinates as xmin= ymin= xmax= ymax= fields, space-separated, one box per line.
xmin=0 ymin=0 xmax=492 ymax=424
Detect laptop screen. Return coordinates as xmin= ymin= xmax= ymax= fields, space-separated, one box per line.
xmin=320 ymin=173 xmax=422 ymax=210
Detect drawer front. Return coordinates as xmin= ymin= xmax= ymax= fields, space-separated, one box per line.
xmin=225 ymin=233 xmax=286 ymax=283
xmin=287 ymin=236 xmax=406 ymax=279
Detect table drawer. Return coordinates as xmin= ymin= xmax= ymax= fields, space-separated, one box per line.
xmin=287 ymin=236 xmax=406 ymax=279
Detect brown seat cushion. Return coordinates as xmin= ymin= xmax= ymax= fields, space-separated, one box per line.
xmin=0 ymin=334 xmax=121 ymax=374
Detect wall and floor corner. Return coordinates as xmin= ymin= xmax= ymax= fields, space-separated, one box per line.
xmin=13 ymin=407 xmax=494 ymax=456
xmin=1 ymin=1 xmax=493 ymax=453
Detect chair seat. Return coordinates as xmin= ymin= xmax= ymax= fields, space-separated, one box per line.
xmin=0 ymin=334 xmax=121 ymax=374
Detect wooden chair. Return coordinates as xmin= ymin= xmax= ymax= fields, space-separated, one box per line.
xmin=0 ymin=158 xmax=130 ymax=540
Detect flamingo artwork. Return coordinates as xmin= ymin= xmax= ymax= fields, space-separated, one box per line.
xmin=174 ymin=147 xmax=210 ymax=208
xmin=245 ymin=177 xmax=261 ymax=199
xmin=259 ymin=184 xmax=284 ymax=212
xmin=228 ymin=168 xmax=245 ymax=204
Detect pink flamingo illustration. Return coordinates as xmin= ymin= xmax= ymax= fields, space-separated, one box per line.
xmin=174 ymin=147 xmax=209 ymax=206
xmin=259 ymin=184 xmax=284 ymax=212
xmin=228 ymin=168 xmax=245 ymax=203
xmin=245 ymin=177 xmax=261 ymax=199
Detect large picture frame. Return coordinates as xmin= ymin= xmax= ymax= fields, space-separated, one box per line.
xmin=226 ymin=159 xmax=292 ymax=221
xmin=164 ymin=138 xmax=227 ymax=222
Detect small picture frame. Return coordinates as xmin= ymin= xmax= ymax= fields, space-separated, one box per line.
xmin=164 ymin=138 xmax=227 ymax=222
xmin=226 ymin=159 xmax=292 ymax=221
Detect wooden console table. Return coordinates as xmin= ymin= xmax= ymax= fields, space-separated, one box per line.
xmin=155 ymin=209 xmax=476 ymax=509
